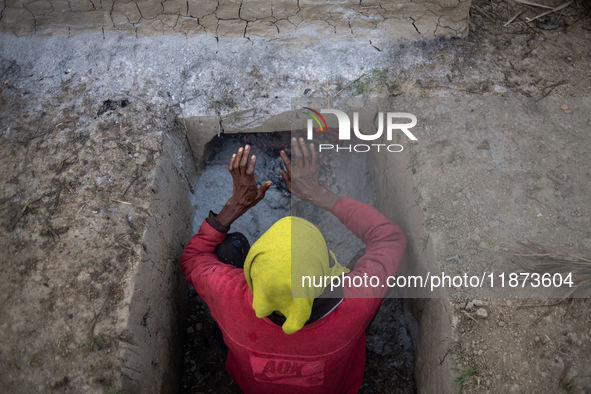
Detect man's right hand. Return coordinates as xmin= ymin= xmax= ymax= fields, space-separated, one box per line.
xmin=280 ymin=137 xmax=340 ymax=211
xmin=217 ymin=144 xmax=271 ymax=228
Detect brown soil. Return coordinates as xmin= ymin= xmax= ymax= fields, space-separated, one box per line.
xmin=411 ymin=1 xmax=591 ymax=392
xmin=0 ymin=82 xmax=174 ymax=391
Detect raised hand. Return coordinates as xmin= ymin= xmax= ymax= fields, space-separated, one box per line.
xmin=217 ymin=145 xmax=272 ymax=227
xmin=280 ymin=137 xmax=340 ymax=211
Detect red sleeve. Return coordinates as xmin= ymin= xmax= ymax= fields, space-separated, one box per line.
xmin=331 ymin=196 xmax=407 ymax=298
xmin=180 ymin=219 xmax=245 ymax=310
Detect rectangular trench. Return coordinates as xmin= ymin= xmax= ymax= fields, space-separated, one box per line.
xmin=132 ymin=115 xmax=454 ymax=393
xmin=182 ymin=130 xmax=418 ymax=393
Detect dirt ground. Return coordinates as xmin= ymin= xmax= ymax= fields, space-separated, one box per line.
xmin=411 ymin=1 xmax=591 ymax=392
xmin=1 ymin=0 xmax=591 ymax=391
xmin=403 ymin=93 xmax=591 ymax=393
xmin=0 ymin=80 xmax=176 ymax=391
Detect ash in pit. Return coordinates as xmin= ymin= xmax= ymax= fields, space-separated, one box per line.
xmin=181 ymin=132 xmax=415 ymax=393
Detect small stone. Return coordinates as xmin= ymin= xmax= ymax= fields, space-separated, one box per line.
xmin=473 ymin=299 xmax=484 ymax=307
xmin=453 ymin=200 xmax=459 ymax=207
xmin=186 ymin=327 xmax=194 ymax=334
xmin=506 ymin=300 xmax=513 ymax=307
xmin=561 ymin=104 xmax=572 ymax=114
xmin=373 ymin=340 xmax=384 ymax=354
xmin=382 ymin=344 xmax=392 ymax=356
xmin=476 ymin=308 xmax=488 ymax=319
xmin=195 ymin=323 xmax=203 ymax=331
xmin=466 ymin=302 xmax=475 ymax=311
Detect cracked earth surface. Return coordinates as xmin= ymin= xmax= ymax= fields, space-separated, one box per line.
xmin=1 ymin=0 xmax=470 ymax=41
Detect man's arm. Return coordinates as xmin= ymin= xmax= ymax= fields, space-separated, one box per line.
xmin=180 ymin=145 xmax=271 ymax=288
xmin=281 ymin=138 xmax=407 ymax=298
xmin=332 ymin=197 xmax=406 ymax=298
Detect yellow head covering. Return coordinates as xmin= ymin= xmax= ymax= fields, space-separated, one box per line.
xmin=243 ymin=217 xmax=349 ymax=335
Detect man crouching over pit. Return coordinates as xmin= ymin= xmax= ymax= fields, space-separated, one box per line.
xmin=180 ymin=137 xmax=406 ymax=393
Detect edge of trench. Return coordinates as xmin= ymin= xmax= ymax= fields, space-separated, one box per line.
xmin=119 ymin=109 xmax=454 ymax=393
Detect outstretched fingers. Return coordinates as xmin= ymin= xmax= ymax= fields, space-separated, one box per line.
xmin=280 ymin=150 xmax=291 ymax=175
xmin=228 ymin=145 xmax=256 ymax=176
xmin=279 ymin=169 xmax=288 ymax=182
xmin=279 ymin=169 xmax=291 ymax=193
xmin=292 ymin=138 xmax=303 ymax=169
xmin=298 ymin=137 xmax=310 ymax=166
xmin=246 ymin=154 xmax=257 ymax=175
xmin=239 ymin=145 xmax=250 ymax=174
xmin=228 ymin=153 xmax=237 ymax=172
xmin=230 ymin=146 xmax=244 ymax=174
xmin=279 ymin=150 xmax=292 ymax=193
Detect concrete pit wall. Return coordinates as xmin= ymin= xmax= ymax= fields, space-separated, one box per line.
xmin=118 ymin=122 xmax=197 ymax=393
xmin=370 ymin=143 xmax=454 ymax=394
xmin=92 ymin=107 xmax=450 ymax=393
xmin=119 ymin=113 xmax=296 ymax=394
xmin=0 ymin=0 xmax=470 ymax=41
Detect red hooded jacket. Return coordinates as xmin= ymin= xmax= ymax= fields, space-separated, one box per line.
xmin=180 ymin=196 xmax=407 ymax=393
